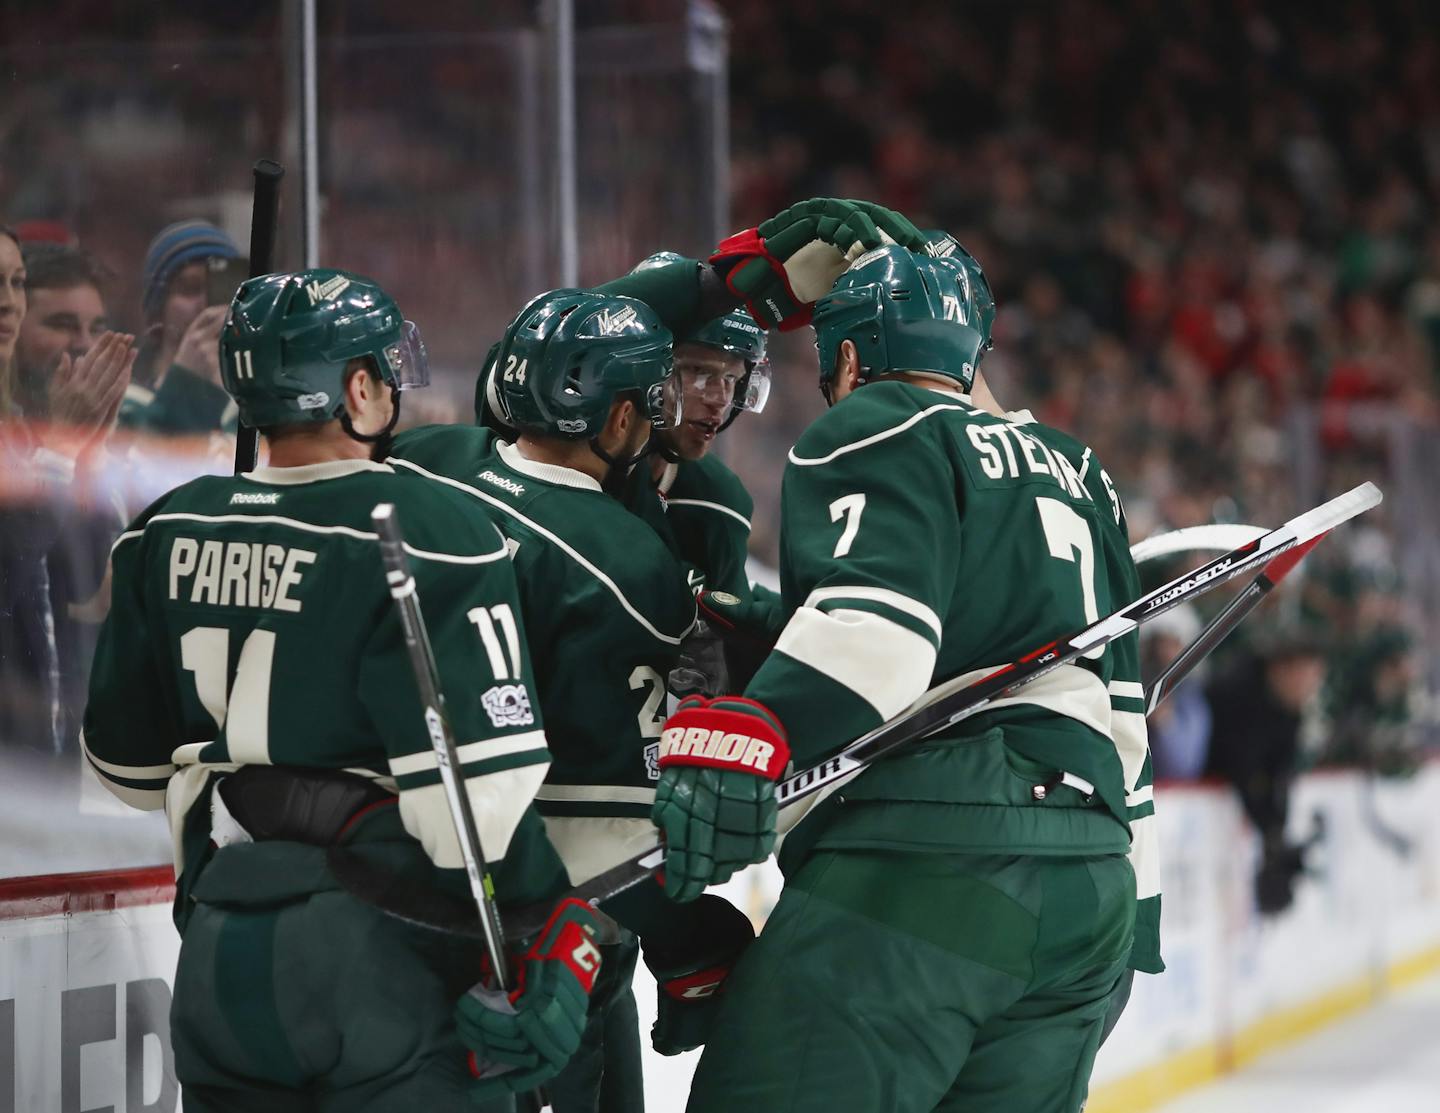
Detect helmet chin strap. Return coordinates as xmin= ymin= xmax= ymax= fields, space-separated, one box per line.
xmin=589 ymin=432 xmax=657 ymax=495
xmin=340 ymin=387 xmax=402 ymax=460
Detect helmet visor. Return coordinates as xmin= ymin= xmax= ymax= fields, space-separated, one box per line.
xmin=645 ymin=370 xmax=685 ymax=430
xmin=384 ymin=320 xmax=430 ymax=390
xmin=738 ymin=358 xmax=771 ymax=414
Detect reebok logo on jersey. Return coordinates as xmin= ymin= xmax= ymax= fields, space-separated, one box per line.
xmin=596 ymin=305 xmax=639 ymax=335
xmin=482 ymin=683 xmax=534 ymax=728
xmin=305 ymin=274 xmax=351 ymax=305
xmin=229 ymin=492 xmax=281 ymax=505
xmin=478 ymin=471 xmax=525 ymax=497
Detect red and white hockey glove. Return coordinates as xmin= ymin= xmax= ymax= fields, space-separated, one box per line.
xmin=650 ymin=695 xmax=790 ymax=902
xmin=454 ymin=897 xmax=603 ymax=1098
xmin=710 ymin=198 xmax=925 ymax=330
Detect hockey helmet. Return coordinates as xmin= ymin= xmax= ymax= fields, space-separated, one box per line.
xmin=812 ymin=245 xmax=987 ymax=395
xmin=221 ymin=268 xmax=427 ymax=428
xmin=922 ymin=231 xmax=996 ymax=361
xmin=680 ymin=309 xmax=771 ymax=429
xmin=496 ymin=289 xmax=681 ymax=439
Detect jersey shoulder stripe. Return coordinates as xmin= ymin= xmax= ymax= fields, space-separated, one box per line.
xmin=389 ymin=456 xmax=693 ymax=646
xmin=665 ymin=497 xmax=751 ymax=530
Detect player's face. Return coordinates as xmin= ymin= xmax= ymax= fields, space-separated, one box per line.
xmin=667 ymin=344 xmax=744 ymax=460
xmin=16 ymin=284 xmax=108 ymax=373
xmin=0 ymin=235 xmax=25 ymax=362
xmin=162 ymin=261 xmax=209 ymax=348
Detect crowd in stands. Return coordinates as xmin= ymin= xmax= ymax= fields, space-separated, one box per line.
xmin=1 ymin=0 xmax=1435 ymax=836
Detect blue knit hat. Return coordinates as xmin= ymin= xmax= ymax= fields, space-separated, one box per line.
xmin=142 ymin=219 xmax=240 ymax=321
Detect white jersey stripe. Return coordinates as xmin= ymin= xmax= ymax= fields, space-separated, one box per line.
xmin=80 ymin=731 xmax=176 ymax=780
xmin=534 ymin=783 xmax=657 ymax=806
xmin=775 ymin=607 xmax=937 ymax=719
xmin=390 ymin=457 xmax=692 ymax=646
xmin=1108 ymin=679 xmax=1146 ymax=701
xmin=665 ymin=498 xmax=752 ymax=531
xmin=788 ymin=402 xmax=971 ymax=467
xmin=1129 ymin=813 xmax=1161 ymax=900
xmin=111 ymin=511 xmax=509 ymax=566
xmin=1126 ymin=784 xmax=1154 ymax=808
xmin=387 ymin=730 xmax=549 ymax=778
xmin=803 ymin=585 xmax=943 ymax=642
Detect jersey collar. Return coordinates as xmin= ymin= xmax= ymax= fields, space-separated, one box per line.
xmin=243 ymin=459 xmax=393 ymax=485
xmin=497 ymin=440 xmax=603 ymax=492
xmin=1005 ymin=409 xmax=1037 ymax=425
xmin=656 ymin=461 xmax=679 ymax=497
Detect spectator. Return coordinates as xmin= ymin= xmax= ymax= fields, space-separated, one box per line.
xmin=121 ymin=219 xmax=239 ymax=435
xmin=1141 ymin=604 xmax=1213 ymax=781
xmin=1205 ymin=628 xmax=1328 ymax=914
xmin=3 ymin=242 xmax=134 ymax=760
xmin=0 ymin=226 xmax=23 ymax=417
xmin=12 ymin=245 xmax=111 ymax=419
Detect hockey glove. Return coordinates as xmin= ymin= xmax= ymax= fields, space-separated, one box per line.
xmin=710 ymin=198 xmax=925 ymax=330
xmin=643 ymin=895 xmax=755 ymax=1055
xmin=651 ymin=695 xmax=790 ymax=902
xmin=696 ymin=587 xmax=788 ymax=692
xmin=454 ymin=898 xmax=603 ymax=1099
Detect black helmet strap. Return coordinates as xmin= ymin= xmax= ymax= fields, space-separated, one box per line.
xmin=340 ymin=385 xmax=402 ymax=459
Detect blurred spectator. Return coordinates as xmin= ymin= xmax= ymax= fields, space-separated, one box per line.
xmin=1205 ymin=629 xmax=1328 ymax=914
xmin=12 ymin=245 xmax=111 ymax=418
xmin=1140 ymin=604 xmax=1213 ymax=781
xmin=121 ymin=219 xmax=239 ymax=435
xmin=0 ymin=226 xmax=22 ymax=415
xmin=1 ymin=239 xmax=134 ymax=759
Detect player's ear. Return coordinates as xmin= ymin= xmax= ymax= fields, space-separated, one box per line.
xmin=837 ymin=340 xmax=862 ymax=393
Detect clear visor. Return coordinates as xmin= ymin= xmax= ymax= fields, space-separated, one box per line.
xmin=646 ymin=371 xmax=685 ymax=430
xmin=384 ymin=320 xmax=430 ymax=390
xmin=739 ymin=358 xmax=771 ymax=414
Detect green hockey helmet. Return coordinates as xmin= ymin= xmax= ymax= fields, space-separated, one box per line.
xmin=474 ymin=339 xmax=518 ymax=435
xmin=220 ymin=268 xmax=428 ymax=428
xmin=923 ymin=231 xmax=996 ymax=360
xmin=631 ymin=250 xmax=689 ymax=273
xmin=681 ymin=309 xmax=771 ymax=428
xmin=812 ymin=245 xmax=986 ymax=398
xmin=495 ymin=288 xmax=681 ymax=439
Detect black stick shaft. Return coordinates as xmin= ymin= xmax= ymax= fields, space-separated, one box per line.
xmin=371 ymin=503 xmax=512 ymax=989
xmin=233 ymin=159 xmax=285 ymax=475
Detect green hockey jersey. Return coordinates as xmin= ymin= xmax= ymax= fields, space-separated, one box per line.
xmin=82 ymin=458 xmax=556 ymax=886
xmin=1008 ymin=409 xmax=1163 ymax=974
xmin=388 ymin=427 xmax=697 ymax=888
xmin=748 ymin=381 xmax=1140 ymax=865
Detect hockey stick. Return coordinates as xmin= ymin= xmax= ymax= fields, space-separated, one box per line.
xmin=233 ymin=159 xmax=285 ymax=475
xmin=506 ymin=481 xmax=1382 ymax=939
xmin=371 ymin=504 xmax=513 ymax=987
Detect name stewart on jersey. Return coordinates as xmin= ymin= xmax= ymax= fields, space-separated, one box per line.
xmin=962 ymin=420 xmax=1090 ymax=500
xmin=168 ymin=537 xmax=316 ymax=611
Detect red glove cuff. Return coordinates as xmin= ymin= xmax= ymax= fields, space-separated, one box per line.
xmin=708 ymin=229 xmax=811 ymax=332
xmin=527 ymin=897 xmax=603 ymax=995
xmin=658 ymin=696 xmax=790 ymax=780
xmin=661 ymin=964 xmax=732 ymax=1001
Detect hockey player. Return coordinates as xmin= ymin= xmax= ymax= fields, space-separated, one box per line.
xmin=653 ymin=245 xmax=1148 ymax=1112
xmin=389 ymin=289 xmax=702 ymax=1113
xmin=81 ymin=269 xmax=603 ymax=1111
xmin=622 ymin=253 xmax=786 ymax=695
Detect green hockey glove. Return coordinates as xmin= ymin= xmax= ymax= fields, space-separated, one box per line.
xmin=651 ymin=695 xmax=790 ymax=902
xmin=643 ymin=895 xmax=755 ymax=1055
xmin=455 ymin=898 xmax=603 ymax=1099
xmin=696 ymin=587 xmax=788 ymax=692
xmin=710 ymin=197 xmax=924 ymax=330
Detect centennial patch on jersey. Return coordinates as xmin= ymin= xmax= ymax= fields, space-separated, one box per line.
xmin=481 ymin=683 xmax=535 ymax=728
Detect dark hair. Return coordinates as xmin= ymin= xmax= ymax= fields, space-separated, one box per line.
xmin=19 ymin=244 xmax=111 ymax=295
xmin=0 ymin=225 xmax=19 ymax=252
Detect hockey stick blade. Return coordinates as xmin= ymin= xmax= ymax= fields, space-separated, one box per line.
xmin=1143 ymin=532 xmax=1325 ymax=714
xmin=506 ymin=482 xmax=1381 ymax=940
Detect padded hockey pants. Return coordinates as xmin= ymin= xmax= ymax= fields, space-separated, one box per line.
xmin=687 ymin=850 xmax=1135 ymax=1113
